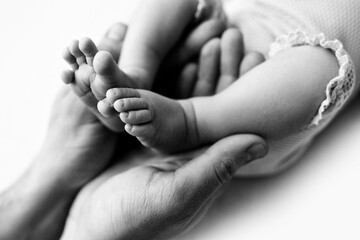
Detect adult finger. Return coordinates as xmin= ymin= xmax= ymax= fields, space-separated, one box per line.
xmin=216 ymin=28 xmax=244 ymax=93
xmin=166 ymin=19 xmax=226 ymax=67
xmin=176 ymin=134 xmax=268 ymax=199
xmin=97 ymin=23 xmax=128 ymax=62
xmin=239 ymin=51 xmax=266 ymax=76
xmin=192 ymin=38 xmax=220 ymax=96
xmin=176 ymin=63 xmax=198 ymax=99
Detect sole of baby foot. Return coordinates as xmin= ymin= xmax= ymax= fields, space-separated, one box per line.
xmin=104 ymin=88 xmax=199 ymax=153
xmin=61 ymin=38 xmax=124 ymax=132
xmin=91 ymin=51 xmax=141 ymax=100
xmin=61 ymin=38 xmax=96 ymax=98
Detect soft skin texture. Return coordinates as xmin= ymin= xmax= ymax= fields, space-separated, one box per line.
xmin=119 ymin=0 xmax=200 ymax=89
xmin=60 ymin=134 xmax=267 ymax=240
xmin=0 ymin=86 xmax=118 ymax=240
xmin=105 ymin=45 xmax=338 ymax=153
xmin=61 ymin=19 xmax=227 ymax=132
xmin=0 ymin=23 xmax=129 ymax=240
xmin=0 ymin=22 xmax=266 ymax=240
xmin=194 ymin=45 xmax=338 ymax=140
xmin=61 ymin=24 xmax=129 ymax=132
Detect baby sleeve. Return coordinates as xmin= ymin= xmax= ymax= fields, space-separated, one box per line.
xmin=269 ymin=30 xmax=356 ymax=127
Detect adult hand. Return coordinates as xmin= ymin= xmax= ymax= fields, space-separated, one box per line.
xmin=175 ymin=28 xmax=266 ymax=98
xmin=153 ymin=19 xmax=226 ymax=96
xmin=61 ymin=134 xmax=268 ymax=240
xmin=60 ymin=24 xmax=267 ymax=239
xmin=0 ymin=20 xmax=234 ymax=240
xmin=0 ymin=23 xmax=129 ymax=240
xmin=60 ymin=22 xmax=268 ymax=240
xmin=194 ymin=28 xmax=266 ymax=95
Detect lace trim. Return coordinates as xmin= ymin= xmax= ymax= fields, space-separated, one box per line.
xmin=269 ymin=30 xmax=356 ymax=126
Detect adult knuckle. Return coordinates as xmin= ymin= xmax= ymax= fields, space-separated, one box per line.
xmin=213 ymin=158 xmax=235 ymax=185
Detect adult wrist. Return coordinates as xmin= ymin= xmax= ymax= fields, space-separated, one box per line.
xmin=0 ymin=153 xmax=77 ymax=240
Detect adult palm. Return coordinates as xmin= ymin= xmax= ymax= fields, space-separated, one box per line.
xmin=61 ymin=134 xmax=266 ymax=240
xmin=38 ymin=87 xmax=119 ymax=190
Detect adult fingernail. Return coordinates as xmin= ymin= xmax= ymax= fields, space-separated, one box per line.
xmin=246 ymin=143 xmax=267 ymax=162
xmin=107 ymin=24 xmax=125 ymax=40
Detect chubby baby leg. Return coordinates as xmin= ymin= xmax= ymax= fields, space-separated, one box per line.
xmin=100 ymin=34 xmax=266 ymax=153
xmin=193 ymin=45 xmax=339 ymax=143
xmin=103 ymin=45 xmax=338 ymax=154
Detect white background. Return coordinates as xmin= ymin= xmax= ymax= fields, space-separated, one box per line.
xmin=0 ymin=1 xmax=359 ymax=240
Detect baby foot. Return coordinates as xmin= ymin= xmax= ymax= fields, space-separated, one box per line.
xmin=61 ymin=38 xmax=137 ymax=132
xmin=61 ymin=38 xmax=97 ymax=99
xmin=103 ymin=88 xmax=200 ymax=153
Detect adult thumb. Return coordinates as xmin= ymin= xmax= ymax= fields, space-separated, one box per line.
xmin=177 ymin=134 xmax=268 ymax=192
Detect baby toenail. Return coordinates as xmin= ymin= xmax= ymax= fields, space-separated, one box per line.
xmin=120 ymin=100 xmax=125 ymax=107
xmin=123 ymin=112 xmax=129 ymax=118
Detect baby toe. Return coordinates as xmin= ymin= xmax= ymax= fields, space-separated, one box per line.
xmin=114 ymin=98 xmax=148 ymax=112
xmin=61 ymin=70 xmax=74 ymax=84
xmin=120 ymin=109 xmax=152 ymax=125
xmin=106 ymin=88 xmax=141 ymax=103
xmin=98 ymin=100 xmax=118 ymax=117
xmin=125 ymin=123 xmax=155 ymax=138
xmin=79 ymin=37 xmax=98 ymax=66
xmin=69 ymin=39 xmax=86 ymax=65
xmin=62 ymin=47 xmax=78 ymax=70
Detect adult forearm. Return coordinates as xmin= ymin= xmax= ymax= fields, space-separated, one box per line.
xmin=0 ymin=153 xmax=77 ymax=240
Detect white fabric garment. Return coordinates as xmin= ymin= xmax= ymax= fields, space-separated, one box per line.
xmin=200 ymin=0 xmax=359 ymax=176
